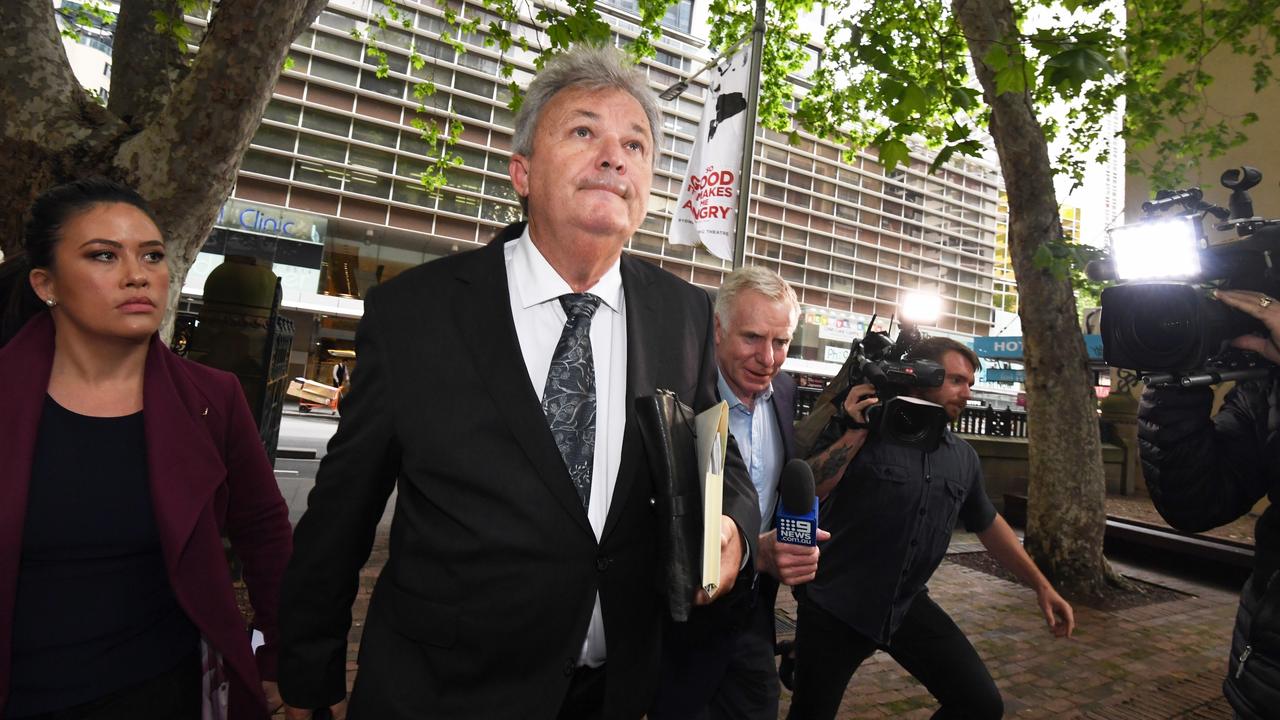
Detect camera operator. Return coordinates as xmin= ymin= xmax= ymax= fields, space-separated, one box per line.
xmin=1137 ymin=288 xmax=1280 ymax=719
xmin=786 ymin=337 xmax=1075 ymax=720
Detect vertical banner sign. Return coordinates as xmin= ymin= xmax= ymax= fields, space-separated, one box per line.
xmin=670 ymin=45 xmax=753 ymax=261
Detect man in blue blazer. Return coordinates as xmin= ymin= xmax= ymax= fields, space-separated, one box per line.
xmin=278 ymin=45 xmax=759 ymax=720
xmin=652 ymin=267 xmax=822 ymax=720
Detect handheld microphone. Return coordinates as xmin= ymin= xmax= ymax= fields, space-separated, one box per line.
xmin=775 ymin=459 xmax=819 ymax=546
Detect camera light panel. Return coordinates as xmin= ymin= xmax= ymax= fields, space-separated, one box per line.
xmin=1110 ymin=218 xmax=1202 ymax=280
xmin=900 ymin=292 xmax=942 ymax=324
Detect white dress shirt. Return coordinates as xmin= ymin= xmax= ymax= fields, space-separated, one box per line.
xmin=504 ymin=227 xmax=626 ymax=668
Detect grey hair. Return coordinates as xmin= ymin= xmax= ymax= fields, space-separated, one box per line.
xmin=715 ymin=266 xmax=801 ymax=329
xmin=512 ymin=44 xmax=661 ymax=166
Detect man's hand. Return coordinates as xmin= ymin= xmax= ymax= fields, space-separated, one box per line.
xmin=756 ymin=529 xmax=831 ymax=585
xmin=1217 ymin=289 xmax=1280 ymax=364
xmin=842 ymin=382 xmax=878 ymax=423
xmin=282 ymin=697 xmax=349 ymax=720
xmin=1035 ymin=585 xmax=1075 ymax=639
xmin=694 ymin=515 xmax=744 ymax=605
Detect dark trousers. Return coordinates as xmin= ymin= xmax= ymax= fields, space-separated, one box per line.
xmin=650 ymin=580 xmax=780 ymax=720
xmin=787 ymin=592 xmax=1003 ymax=720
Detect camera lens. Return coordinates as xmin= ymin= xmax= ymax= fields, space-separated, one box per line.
xmin=1124 ymin=291 xmax=1198 ymax=358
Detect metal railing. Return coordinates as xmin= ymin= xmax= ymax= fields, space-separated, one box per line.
xmin=952 ymin=406 xmax=1028 ymax=438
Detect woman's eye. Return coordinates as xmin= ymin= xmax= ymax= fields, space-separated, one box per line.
xmin=144 ymin=251 xmax=166 ymax=263
xmin=90 ymin=251 xmax=115 ymax=262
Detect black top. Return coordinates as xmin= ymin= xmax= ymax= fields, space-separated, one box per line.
xmin=6 ymin=397 xmax=199 ymax=717
xmin=806 ymin=424 xmax=997 ymax=645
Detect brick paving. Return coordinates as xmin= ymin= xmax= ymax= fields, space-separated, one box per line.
xmin=319 ymin=526 xmax=1242 ymax=719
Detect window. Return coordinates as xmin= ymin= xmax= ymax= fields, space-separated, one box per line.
xmin=252 ymin=125 xmax=296 ymax=152
xmin=314 ymin=32 xmax=362 ymax=61
xmin=264 ymin=100 xmax=301 ymax=125
xmin=309 ymin=56 xmax=358 ymax=85
xmin=241 ymin=150 xmax=292 ymax=179
xmin=301 ymin=108 xmax=351 ymax=137
xmin=352 ymin=119 xmax=398 ymax=147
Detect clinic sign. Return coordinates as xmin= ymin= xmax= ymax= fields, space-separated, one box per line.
xmin=216 ymin=199 xmax=325 ymax=244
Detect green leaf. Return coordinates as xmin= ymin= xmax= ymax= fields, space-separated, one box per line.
xmin=879 ymin=139 xmax=910 ymax=173
xmin=994 ymin=63 xmax=1028 ymax=96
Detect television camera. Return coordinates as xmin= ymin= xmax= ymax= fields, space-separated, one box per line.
xmin=837 ymin=306 xmax=949 ymax=451
xmin=1093 ymin=166 xmax=1280 ymax=387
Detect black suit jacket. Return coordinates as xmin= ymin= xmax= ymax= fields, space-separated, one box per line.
xmin=279 ymin=226 xmax=759 ymax=719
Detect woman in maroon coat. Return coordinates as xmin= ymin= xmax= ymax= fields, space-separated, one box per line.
xmin=0 ymin=179 xmax=293 ymax=719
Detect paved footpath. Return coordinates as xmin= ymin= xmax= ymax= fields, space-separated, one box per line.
xmin=320 ymin=530 xmax=1240 ymax=719
xmin=772 ymin=546 xmax=1238 ymax=719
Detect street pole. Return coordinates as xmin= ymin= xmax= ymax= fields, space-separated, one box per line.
xmin=731 ymin=0 xmax=766 ymax=270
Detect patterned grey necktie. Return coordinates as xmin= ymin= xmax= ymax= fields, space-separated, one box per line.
xmin=542 ymin=293 xmax=602 ymax=509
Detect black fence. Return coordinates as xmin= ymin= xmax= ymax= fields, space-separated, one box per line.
xmin=952 ymin=406 xmax=1028 ymax=438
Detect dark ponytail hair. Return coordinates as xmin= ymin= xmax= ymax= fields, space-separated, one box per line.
xmin=0 ymin=177 xmax=160 ymax=346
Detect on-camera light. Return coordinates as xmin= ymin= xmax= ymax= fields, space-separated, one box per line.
xmin=899 ymin=292 xmax=942 ymax=324
xmin=1110 ymin=218 xmax=1202 ymax=280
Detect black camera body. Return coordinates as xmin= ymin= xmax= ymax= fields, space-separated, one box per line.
xmin=1096 ymin=167 xmax=1280 ymax=386
xmin=842 ymin=322 xmax=949 ymax=450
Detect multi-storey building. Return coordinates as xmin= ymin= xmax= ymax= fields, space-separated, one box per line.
xmin=62 ymin=0 xmax=1004 ymax=385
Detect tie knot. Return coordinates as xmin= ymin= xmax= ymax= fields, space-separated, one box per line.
xmin=560 ymin=293 xmax=601 ymax=320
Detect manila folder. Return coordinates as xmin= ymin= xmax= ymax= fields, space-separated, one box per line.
xmin=694 ymin=401 xmax=729 ymax=596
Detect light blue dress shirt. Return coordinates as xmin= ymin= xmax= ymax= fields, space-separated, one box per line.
xmin=717 ymin=371 xmax=784 ymax=534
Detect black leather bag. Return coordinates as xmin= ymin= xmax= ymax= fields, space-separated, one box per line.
xmin=635 ymin=390 xmax=701 ymax=622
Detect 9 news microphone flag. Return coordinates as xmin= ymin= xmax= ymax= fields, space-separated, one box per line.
xmin=670 ymin=44 xmax=753 ymax=261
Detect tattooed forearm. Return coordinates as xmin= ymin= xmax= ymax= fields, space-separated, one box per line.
xmin=812 ymin=444 xmax=853 ymax=485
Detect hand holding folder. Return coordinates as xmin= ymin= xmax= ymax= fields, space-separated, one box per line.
xmin=635 ymin=391 xmax=733 ymax=621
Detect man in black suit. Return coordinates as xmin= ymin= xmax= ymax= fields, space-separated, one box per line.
xmin=652 ymin=267 xmax=824 ymax=720
xmin=278 ymin=45 xmax=759 ymax=720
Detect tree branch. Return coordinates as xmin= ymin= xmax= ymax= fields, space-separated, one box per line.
xmin=109 ymin=0 xmax=189 ymax=127
xmin=0 ymin=0 xmax=127 ymax=256
xmin=115 ymin=0 xmax=327 ymax=267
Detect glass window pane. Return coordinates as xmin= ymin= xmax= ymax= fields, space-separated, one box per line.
xmin=352 ymin=118 xmax=398 ymax=146
xmin=360 ymin=69 xmax=405 ymax=99
xmin=346 ymin=169 xmax=391 ymax=198
xmin=314 ymin=32 xmax=363 ymax=61
xmin=241 ymin=149 xmax=292 ymax=179
xmin=439 ymin=191 xmax=480 ymax=217
xmin=309 ymin=56 xmax=358 ymax=85
xmin=452 ymin=96 xmax=491 ymax=122
xmin=301 ymin=108 xmax=351 ymax=137
xmin=455 ymin=72 xmax=494 ymax=98
xmin=393 ymin=179 xmax=437 ymax=207
xmin=264 ymin=100 xmax=301 ymax=125
xmin=295 ymin=160 xmax=345 ymax=188
xmin=348 ymin=144 xmax=395 ymax=172
xmin=445 ymin=167 xmax=483 ymax=193
xmin=297 ymin=134 xmax=348 ymax=163
xmin=252 ymin=125 xmax=296 ymax=152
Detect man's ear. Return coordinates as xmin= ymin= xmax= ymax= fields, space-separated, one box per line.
xmin=509 ymin=153 xmax=531 ymax=201
xmin=713 ymin=313 xmax=724 ymax=346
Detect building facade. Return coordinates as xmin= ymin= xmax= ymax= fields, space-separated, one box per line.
xmin=67 ymin=0 xmax=1005 ymax=386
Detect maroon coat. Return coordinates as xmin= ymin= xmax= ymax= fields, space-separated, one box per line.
xmin=0 ymin=313 xmax=292 ymax=718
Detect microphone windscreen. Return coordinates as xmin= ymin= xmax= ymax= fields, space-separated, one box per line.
xmin=779 ymin=459 xmax=816 ymax=516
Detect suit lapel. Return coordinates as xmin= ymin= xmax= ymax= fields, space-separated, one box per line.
xmin=602 ymin=256 xmax=658 ymax=540
xmin=453 ymin=240 xmax=594 ymax=536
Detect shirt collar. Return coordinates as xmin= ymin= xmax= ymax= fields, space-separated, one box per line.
xmin=509 ymin=225 xmax=622 ymax=314
xmin=717 ymin=369 xmax=773 ymax=411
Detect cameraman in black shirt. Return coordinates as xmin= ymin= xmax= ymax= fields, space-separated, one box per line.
xmin=1138 ymin=288 xmax=1280 ymax=719
xmin=786 ymin=337 xmax=1074 ymax=720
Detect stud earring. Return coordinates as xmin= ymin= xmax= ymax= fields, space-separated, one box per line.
xmin=44 ymin=298 xmax=57 ymax=308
